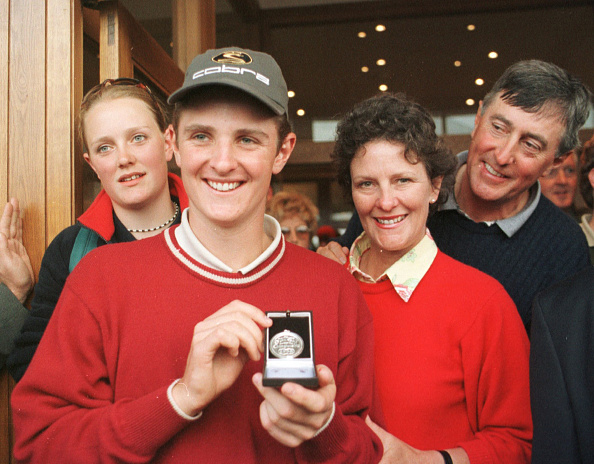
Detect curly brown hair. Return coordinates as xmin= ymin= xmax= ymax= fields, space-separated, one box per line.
xmin=332 ymin=92 xmax=457 ymax=215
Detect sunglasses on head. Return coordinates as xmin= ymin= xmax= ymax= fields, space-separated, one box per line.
xmin=81 ymin=77 xmax=157 ymax=108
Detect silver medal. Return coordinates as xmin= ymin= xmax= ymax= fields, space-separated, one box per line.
xmin=269 ymin=330 xmax=304 ymax=358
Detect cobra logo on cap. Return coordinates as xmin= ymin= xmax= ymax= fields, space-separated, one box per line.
xmin=212 ymin=51 xmax=252 ymax=65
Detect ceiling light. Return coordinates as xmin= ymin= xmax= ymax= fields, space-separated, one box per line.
xmin=376 ymin=59 xmax=386 ymax=66
xmin=358 ymin=32 xmax=366 ymax=38
xmin=454 ymin=60 xmax=462 ymax=67
xmin=287 ymin=90 xmax=295 ymax=98
xmin=467 ymin=24 xmax=475 ymax=31
xmin=488 ymin=51 xmax=498 ymax=59
xmin=475 ymin=78 xmax=484 ymax=86
xmin=379 ymin=84 xmax=388 ymax=92
xmin=297 ymin=109 xmax=305 ymax=116
xmin=466 ymin=99 xmax=475 ymax=106
xmin=375 ymin=25 xmax=386 ymax=32
xmin=361 ymin=66 xmax=369 ymax=73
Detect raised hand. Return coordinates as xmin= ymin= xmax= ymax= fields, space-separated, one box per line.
xmin=0 ymin=198 xmax=34 ymax=303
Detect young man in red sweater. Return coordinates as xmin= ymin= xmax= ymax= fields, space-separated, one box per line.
xmin=11 ymin=48 xmax=382 ymax=463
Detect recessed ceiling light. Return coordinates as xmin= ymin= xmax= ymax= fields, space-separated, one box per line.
xmin=466 ymin=99 xmax=475 ymax=106
xmin=376 ymin=59 xmax=386 ymax=66
xmin=467 ymin=24 xmax=476 ymax=31
xmin=454 ymin=60 xmax=462 ymax=67
xmin=379 ymin=84 xmax=388 ymax=92
xmin=297 ymin=109 xmax=305 ymax=116
xmin=488 ymin=51 xmax=498 ymax=59
xmin=358 ymin=32 xmax=367 ymax=38
xmin=361 ymin=66 xmax=369 ymax=73
xmin=287 ymin=90 xmax=295 ymax=98
xmin=375 ymin=25 xmax=386 ymax=32
xmin=475 ymin=78 xmax=484 ymax=86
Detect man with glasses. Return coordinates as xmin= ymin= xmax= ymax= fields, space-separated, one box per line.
xmin=267 ymin=191 xmax=319 ymax=249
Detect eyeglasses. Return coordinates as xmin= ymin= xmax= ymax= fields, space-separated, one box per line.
xmin=542 ymin=166 xmax=577 ymax=179
xmin=281 ymin=225 xmax=311 ymax=238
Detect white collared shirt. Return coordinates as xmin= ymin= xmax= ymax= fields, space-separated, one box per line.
xmin=174 ymin=208 xmax=281 ymax=274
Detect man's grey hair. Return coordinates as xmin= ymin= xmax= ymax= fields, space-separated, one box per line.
xmin=482 ymin=60 xmax=592 ymax=157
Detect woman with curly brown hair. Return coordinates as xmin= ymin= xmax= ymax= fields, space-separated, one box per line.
xmin=331 ymin=93 xmax=532 ymax=464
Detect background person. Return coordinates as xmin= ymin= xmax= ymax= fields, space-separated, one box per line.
xmin=579 ymin=145 xmax=594 ymax=261
xmin=266 ymin=190 xmax=318 ymax=249
xmin=7 ymin=78 xmax=188 ymax=382
xmin=320 ymin=60 xmax=592 ymax=334
xmin=0 ymin=198 xmax=33 ymax=369
xmin=316 ymin=225 xmax=338 ymax=249
xmin=335 ymin=93 xmax=531 ymax=464
xmin=11 ymin=47 xmax=382 ymax=463
xmin=539 ymin=149 xmax=581 ymax=220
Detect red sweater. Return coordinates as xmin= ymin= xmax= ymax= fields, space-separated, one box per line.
xmin=359 ymin=251 xmax=532 ymax=464
xmin=11 ymin=228 xmax=382 ymax=464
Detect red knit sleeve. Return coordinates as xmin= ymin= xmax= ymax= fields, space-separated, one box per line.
xmin=11 ymin=279 xmax=190 ymax=463
xmin=457 ymin=285 xmax=532 ymax=464
xmin=296 ymin=271 xmax=383 ymax=463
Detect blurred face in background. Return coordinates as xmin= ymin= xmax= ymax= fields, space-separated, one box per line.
xmin=539 ymin=151 xmax=578 ymax=210
xmin=280 ymin=215 xmax=311 ymax=248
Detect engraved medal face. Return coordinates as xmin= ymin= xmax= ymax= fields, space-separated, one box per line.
xmin=270 ymin=330 xmax=304 ymax=358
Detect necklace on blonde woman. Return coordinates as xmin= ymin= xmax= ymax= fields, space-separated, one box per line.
xmin=127 ymin=202 xmax=179 ymax=233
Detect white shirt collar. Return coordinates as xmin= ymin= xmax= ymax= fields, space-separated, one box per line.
xmin=174 ymin=208 xmax=282 ymax=274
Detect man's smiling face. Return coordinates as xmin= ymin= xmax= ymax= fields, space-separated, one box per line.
xmin=168 ymin=91 xmax=294 ymax=233
xmin=464 ymin=93 xmax=566 ymax=216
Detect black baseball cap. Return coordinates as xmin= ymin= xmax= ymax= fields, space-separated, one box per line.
xmin=168 ymin=47 xmax=289 ymax=115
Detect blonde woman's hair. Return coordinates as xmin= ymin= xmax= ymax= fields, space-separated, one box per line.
xmin=267 ymin=191 xmax=319 ymax=231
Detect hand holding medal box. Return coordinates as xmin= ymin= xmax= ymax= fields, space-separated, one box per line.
xmin=262 ymin=310 xmax=319 ymax=387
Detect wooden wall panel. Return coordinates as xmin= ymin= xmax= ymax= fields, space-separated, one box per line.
xmin=122 ymin=6 xmax=184 ymax=95
xmin=99 ymin=1 xmax=134 ymax=80
xmin=0 ymin=0 xmax=7 ymax=202
xmin=0 ymin=372 xmax=11 ymax=464
xmin=72 ymin=2 xmax=85 ymax=219
xmin=3 ymin=2 xmax=47 ymax=462
xmin=85 ymin=3 xmax=183 ymax=96
xmin=0 ymin=2 xmax=9 ymax=461
xmin=172 ymin=0 xmax=215 ymax=72
xmin=46 ymin=0 xmax=84 ymax=241
xmin=9 ymin=0 xmax=46 ymax=280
